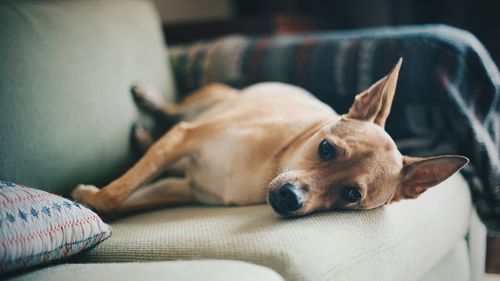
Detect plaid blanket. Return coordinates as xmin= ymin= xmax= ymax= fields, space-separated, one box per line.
xmin=169 ymin=24 xmax=500 ymax=232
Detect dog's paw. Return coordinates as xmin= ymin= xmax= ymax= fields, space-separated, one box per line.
xmin=130 ymin=83 xmax=147 ymax=99
xmin=72 ymin=184 xmax=121 ymax=215
xmin=131 ymin=83 xmax=164 ymax=108
xmin=131 ymin=123 xmax=153 ymax=153
xmin=72 ymin=184 xmax=100 ymax=206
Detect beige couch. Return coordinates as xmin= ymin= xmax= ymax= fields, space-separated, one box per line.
xmin=0 ymin=1 xmax=488 ymax=280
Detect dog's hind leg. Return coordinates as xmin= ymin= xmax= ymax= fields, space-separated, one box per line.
xmin=131 ymin=83 xmax=180 ymax=121
xmin=73 ymin=122 xmax=196 ymax=214
xmin=132 ymin=82 xmax=238 ymax=122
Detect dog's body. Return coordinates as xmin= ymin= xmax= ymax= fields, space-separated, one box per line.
xmin=181 ymin=83 xmax=334 ymax=206
xmin=73 ymin=59 xmax=468 ymax=217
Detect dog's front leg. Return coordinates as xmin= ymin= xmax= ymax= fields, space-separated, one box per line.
xmin=113 ymin=177 xmax=192 ymax=214
xmin=73 ymin=122 xmax=195 ymax=214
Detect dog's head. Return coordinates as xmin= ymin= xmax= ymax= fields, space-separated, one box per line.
xmin=267 ymin=58 xmax=468 ymax=217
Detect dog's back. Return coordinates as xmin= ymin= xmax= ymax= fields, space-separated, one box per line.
xmin=190 ymin=82 xmax=335 ymax=124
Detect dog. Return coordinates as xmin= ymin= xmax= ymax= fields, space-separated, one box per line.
xmin=72 ymin=58 xmax=468 ymax=217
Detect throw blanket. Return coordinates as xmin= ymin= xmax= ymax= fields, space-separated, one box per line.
xmin=169 ymin=25 xmax=500 ymax=231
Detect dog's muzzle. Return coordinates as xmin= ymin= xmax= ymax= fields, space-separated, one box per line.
xmin=268 ymin=183 xmax=303 ymax=215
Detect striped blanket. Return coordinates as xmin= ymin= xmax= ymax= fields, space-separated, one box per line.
xmin=169 ymin=25 xmax=500 ymax=231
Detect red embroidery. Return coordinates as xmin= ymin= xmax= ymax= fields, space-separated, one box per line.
xmin=1 ymin=215 xmax=101 ymax=246
xmin=0 ymin=193 xmax=52 ymax=206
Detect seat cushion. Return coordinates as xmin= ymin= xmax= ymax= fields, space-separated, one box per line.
xmin=78 ymin=173 xmax=471 ymax=281
xmin=6 ymin=260 xmax=284 ymax=281
xmin=0 ymin=0 xmax=176 ymax=196
xmin=418 ymin=239 xmax=471 ymax=281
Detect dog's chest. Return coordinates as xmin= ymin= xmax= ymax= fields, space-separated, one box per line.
xmin=186 ymin=125 xmax=277 ymax=205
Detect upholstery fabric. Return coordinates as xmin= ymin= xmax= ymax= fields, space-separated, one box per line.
xmin=169 ymin=25 xmax=500 ymax=231
xmin=5 ymin=260 xmax=284 ymax=281
xmin=77 ymin=173 xmax=471 ymax=281
xmin=418 ymin=239 xmax=470 ymax=281
xmin=0 ymin=0 xmax=176 ymax=196
xmin=0 ymin=181 xmax=111 ymax=274
xmin=468 ymin=210 xmax=488 ymax=281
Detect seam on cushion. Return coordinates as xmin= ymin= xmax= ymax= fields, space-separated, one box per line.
xmin=319 ymin=220 xmax=426 ymax=280
xmin=2 ymin=215 xmax=102 ymax=245
xmin=1 ymin=230 xmax=110 ymax=265
xmin=0 ymin=192 xmax=52 ymax=206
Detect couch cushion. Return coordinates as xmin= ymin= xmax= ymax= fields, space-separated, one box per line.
xmin=0 ymin=0 xmax=176 ymax=196
xmin=77 ymin=173 xmax=471 ymax=281
xmin=418 ymin=239 xmax=470 ymax=281
xmin=6 ymin=260 xmax=284 ymax=281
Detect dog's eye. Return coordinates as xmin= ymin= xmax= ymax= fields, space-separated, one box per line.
xmin=341 ymin=187 xmax=362 ymax=203
xmin=318 ymin=139 xmax=336 ymax=161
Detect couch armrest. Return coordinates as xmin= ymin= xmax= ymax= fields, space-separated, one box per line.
xmin=169 ymin=24 xmax=500 ymax=232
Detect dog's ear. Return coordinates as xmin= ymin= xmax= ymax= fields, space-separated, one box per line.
xmin=397 ymin=155 xmax=468 ymax=199
xmin=346 ymin=58 xmax=402 ymax=128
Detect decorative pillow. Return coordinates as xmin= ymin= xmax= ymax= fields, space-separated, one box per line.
xmin=0 ymin=181 xmax=112 ymax=273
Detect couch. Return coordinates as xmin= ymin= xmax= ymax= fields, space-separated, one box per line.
xmin=1 ymin=1 xmax=497 ymax=280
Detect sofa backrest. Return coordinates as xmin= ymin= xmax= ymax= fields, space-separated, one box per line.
xmin=0 ymin=0 xmax=176 ymax=195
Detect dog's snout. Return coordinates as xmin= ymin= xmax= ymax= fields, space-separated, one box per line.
xmin=269 ymin=183 xmax=303 ymax=215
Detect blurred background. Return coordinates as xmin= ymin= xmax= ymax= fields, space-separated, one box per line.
xmin=154 ymin=0 xmax=500 ymax=65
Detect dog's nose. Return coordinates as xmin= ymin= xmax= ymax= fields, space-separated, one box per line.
xmin=269 ymin=183 xmax=303 ymax=214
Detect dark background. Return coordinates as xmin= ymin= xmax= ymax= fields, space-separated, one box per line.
xmin=162 ymin=0 xmax=500 ymax=65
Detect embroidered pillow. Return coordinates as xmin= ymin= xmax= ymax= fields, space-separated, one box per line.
xmin=0 ymin=181 xmax=112 ymax=273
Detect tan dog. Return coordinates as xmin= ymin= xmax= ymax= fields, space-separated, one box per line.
xmin=72 ymin=59 xmax=468 ymax=217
